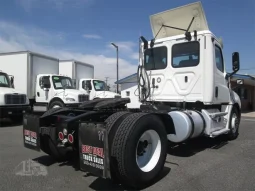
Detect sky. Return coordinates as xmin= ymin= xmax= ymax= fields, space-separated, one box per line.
xmin=0 ymin=0 xmax=254 ymax=88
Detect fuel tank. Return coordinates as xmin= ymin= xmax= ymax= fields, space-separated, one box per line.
xmin=167 ymin=110 xmax=205 ymax=143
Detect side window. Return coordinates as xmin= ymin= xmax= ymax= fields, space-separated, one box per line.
xmin=82 ymin=80 xmax=92 ymax=90
xmin=144 ymin=46 xmax=167 ymax=70
xmin=215 ymin=45 xmax=224 ymax=72
xmin=172 ymin=41 xmax=200 ymax=68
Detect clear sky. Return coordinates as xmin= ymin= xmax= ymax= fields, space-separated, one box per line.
xmin=0 ymin=0 xmax=254 ymax=86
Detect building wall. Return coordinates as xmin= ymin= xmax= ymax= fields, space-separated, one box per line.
xmin=231 ymin=81 xmax=255 ymax=111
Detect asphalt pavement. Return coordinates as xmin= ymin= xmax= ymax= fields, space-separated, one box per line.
xmin=0 ymin=116 xmax=255 ymax=191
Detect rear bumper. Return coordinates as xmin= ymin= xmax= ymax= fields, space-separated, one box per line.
xmin=0 ymin=105 xmax=31 ymax=118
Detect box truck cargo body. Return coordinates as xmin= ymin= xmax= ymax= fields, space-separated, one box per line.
xmin=0 ymin=51 xmax=89 ymax=112
xmin=59 ymin=60 xmax=120 ymax=100
xmin=59 ymin=60 xmax=94 ymax=88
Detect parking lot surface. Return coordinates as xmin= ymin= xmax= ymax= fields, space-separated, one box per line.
xmin=0 ymin=116 xmax=255 ymax=191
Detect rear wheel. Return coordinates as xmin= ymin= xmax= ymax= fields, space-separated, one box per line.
xmin=105 ymin=111 xmax=132 ymax=183
xmin=111 ymin=113 xmax=167 ymax=189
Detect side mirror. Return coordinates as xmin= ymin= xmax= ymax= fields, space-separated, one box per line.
xmin=10 ymin=76 xmax=14 ymax=88
xmin=41 ymin=76 xmax=51 ymax=89
xmin=150 ymin=39 xmax=155 ymax=48
xmin=140 ymin=36 xmax=148 ymax=50
xmin=232 ymin=52 xmax=240 ymax=72
xmin=72 ymin=79 xmax=76 ymax=89
xmin=86 ymin=82 xmax=92 ymax=91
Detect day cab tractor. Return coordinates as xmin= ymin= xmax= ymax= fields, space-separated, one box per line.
xmin=22 ymin=2 xmax=243 ymax=189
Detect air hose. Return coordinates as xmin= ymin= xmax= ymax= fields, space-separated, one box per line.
xmin=137 ymin=37 xmax=151 ymax=103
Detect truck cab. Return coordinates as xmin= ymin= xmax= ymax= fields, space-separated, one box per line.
xmin=78 ymin=78 xmax=120 ymax=100
xmin=33 ymin=74 xmax=89 ymax=111
xmin=137 ymin=1 xmax=242 ymax=139
xmin=0 ymin=71 xmax=30 ymax=121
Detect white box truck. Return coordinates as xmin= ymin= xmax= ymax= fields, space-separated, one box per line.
xmin=0 ymin=51 xmax=89 ymax=112
xmin=0 ymin=70 xmax=30 ymax=121
xmin=59 ymin=60 xmax=120 ymax=100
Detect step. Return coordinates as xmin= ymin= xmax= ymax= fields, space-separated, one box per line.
xmin=211 ymin=128 xmax=230 ymax=137
xmin=208 ymin=112 xmax=228 ymax=119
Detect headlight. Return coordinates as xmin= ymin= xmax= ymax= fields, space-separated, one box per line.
xmin=66 ymin=97 xmax=75 ymax=101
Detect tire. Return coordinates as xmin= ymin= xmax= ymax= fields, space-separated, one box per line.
xmin=111 ymin=113 xmax=168 ymax=189
xmin=105 ymin=111 xmax=132 ymax=183
xmin=227 ymin=106 xmax=240 ymax=140
xmin=49 ymin=100 xmax=65 ymax=110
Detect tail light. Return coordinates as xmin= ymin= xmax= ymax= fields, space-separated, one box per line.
xmin=58 ymin=132 xmax=64 ymax=141
xmin=68 ymin=134 xmax=74 ymax=143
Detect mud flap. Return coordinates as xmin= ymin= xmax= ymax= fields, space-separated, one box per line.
xmin=23 ymin=114 xmax=41 ymax=151
xmin=79 ymin=122 xmax=111 ymax=179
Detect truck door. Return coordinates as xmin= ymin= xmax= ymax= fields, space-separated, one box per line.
xmin=36 ymin=76 xmax=51 ymax=103
xmin=213 ymin=42 xmax=230 ymax=104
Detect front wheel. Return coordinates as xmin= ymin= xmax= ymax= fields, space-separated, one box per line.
xmin=48 ymin=100 xmax=64 ymax=109
xmin=111 ymin=113 xmax=167 ymax=189
xmin=227 ymin=106 xmax=240 ymax=140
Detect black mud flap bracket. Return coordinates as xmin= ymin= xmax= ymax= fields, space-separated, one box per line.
xmin=78 ymin=122 xmax=111 ymax=179
xmin=23 ymin=114 xmax=41 ymax=152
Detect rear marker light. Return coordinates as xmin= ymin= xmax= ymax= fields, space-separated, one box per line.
xmin=68 ymin=134 xmax=74 ymax=143
xmin=58 ymin=132 xmax=64 ymax=141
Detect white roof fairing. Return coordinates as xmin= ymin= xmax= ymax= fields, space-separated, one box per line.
xmin=149 ymin=1 xmax=209 ymax=40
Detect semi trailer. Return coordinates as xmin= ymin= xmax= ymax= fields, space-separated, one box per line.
xmin=22 ymin=1 xmax=243 ymax=189
xmin=0 ymin=70 xmax=30 ymax=121
xmin=59 ymin=60 xmax=121 ymax=100
xmin=0 ymin=51 xmax=89 ymax=112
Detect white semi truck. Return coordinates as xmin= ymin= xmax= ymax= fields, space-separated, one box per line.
xmin=22 ymin=1 xmax=243 ymax=189
xmin=59 ymin=60 xmax=120 ymax=100
xmin=0 ymin=51 xmax=89 ymax=112
xmin=0 ymin=70 xmax=30 ymax=121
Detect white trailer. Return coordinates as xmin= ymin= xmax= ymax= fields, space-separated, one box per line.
xmin=0 ymin=51 xmax=89 ymax=112
xmin=59 ymin=60 xmax=120 ymax=100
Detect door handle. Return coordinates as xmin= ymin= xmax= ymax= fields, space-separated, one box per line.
xmin=185 ymin=76 xmax=188 ymax=83
xmin=152 ymin=78 xmax=158 ymax=89
xmin=215 ymin=87 xmax=218 ymax=98
xmin=37 ymin=92 xmax=40 ymax=97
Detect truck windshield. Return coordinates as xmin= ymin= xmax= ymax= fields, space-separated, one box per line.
xmin=93 ymin=80 xmax=107 ymax=91
xmin=0 ymin=73 xmax=11 ymax=88
xmin=52 ymin=76 xmax=75 ymax=90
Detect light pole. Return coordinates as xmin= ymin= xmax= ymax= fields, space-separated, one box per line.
xmin=111 ymin=42 xmax=119 ymax=94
